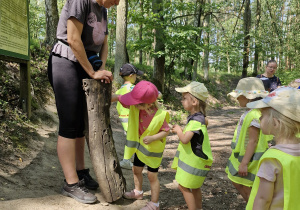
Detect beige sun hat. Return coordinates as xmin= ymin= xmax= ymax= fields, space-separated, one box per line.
xmin=228 ymin=77 xmax=269 ymax=99
xmin=247 ymin=87 xmax=300 ymax=122
xmin=175 ymin=81 xmax=208 ymax=102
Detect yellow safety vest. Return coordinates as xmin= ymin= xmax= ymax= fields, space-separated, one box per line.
xmin=171 ymin=120 xmax=213 ymax=189
xmin=125 ymin=106 xmax=170 ymax=168
xmin=246 ymin=148 xmax=300 ymax=210
xmin=225 ymin=109 xmax=273 ymax=187
xmin=116 ymin=84 xmax=134 ymax=131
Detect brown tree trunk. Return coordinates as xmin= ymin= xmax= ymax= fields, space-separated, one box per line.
xmin=253 ymin=0 xmax=261 ymax=76
xmin=242 ymin=0 xmax=251 ymax=78
xmin=82 ymin=79 xmax=126 ymax=203
xmin=139 ymin=0 xmax=144 ymax=65
xmin=114 ymin=0 xmax=128 ymax=85
xmin=45 ymin=0 xmax=59 ymax=46
xmin=152 ymin=0 xmax=165 ymax=93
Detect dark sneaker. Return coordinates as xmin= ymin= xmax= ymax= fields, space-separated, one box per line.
xmin=77 ymin=168 xmax=99 ymax=190
xmin=62 ymin=179 xmax=97 ymax=204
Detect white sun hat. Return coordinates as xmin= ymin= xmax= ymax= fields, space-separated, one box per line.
xmin=175 ymin=81 xmax=208 ymax=102
xmin=247 ymin=87 xmax=300 ymax=122
xmin=228 ymin=77 xmax=269 ymax=99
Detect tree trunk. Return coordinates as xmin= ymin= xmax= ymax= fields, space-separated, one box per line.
xmin=202 ymin=2 xmax=210 ymax=81
xmin=139 ymin=0 xmax=144 ymax=65
xmin=82 ymin=79 xmax=126 ymax=203
xmin=242 ymin=0 xmax=251 ymax=78
xmin=227 ymin=51 xmax=231 ymax=73
xmin=152 ymin=0 xmax=165 ymax=92
xmin=114 ymin=0 xmax=128 ymax=85
xmin=253 ymin=0 xmax=261 ymax=76
xmin=45 ymin=0 xmax=59 ymax=47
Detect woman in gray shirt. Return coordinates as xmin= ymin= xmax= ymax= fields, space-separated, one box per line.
xmin=47 ymin=0 xmax=119 ymax=204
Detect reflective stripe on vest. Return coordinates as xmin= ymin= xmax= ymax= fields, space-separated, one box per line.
xmin=246 ymin=149 xmax=300 ymax=210
xmin=225 ymin=109 xmax=273 ymax=187
xmin=227 ymin=159 xmax=256 ymax=182
xmin=125 ymin=106 xmax=169 ymax=168
xmin=171 ymin=120 xmax=213 ymax=189
xmin=176 ymin=151 xmax=210 ymax=177
xmin=126 ymin=140 xmax=163 ymax=158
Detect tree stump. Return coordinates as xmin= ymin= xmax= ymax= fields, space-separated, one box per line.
xmin=82 ymin=79 xmax=126 ymax=203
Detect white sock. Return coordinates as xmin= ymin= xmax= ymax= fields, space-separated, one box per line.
xmin=135 ymin=189 xmax=143 ymax=194
xmin=152 ymin=201 xmax=159 ymax=207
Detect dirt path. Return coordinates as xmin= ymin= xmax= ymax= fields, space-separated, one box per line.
xmin=0 ymin=103 xmax=247 ymax=210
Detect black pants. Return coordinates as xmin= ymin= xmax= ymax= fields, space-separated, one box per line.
xmin=47 ymin=54 xmax=90 ymax=139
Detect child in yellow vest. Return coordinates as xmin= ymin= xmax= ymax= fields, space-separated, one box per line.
xmin=171 ymin=81 xmax=213 ymax=210
xmin=113 ymin=80 xmax=170 ymax=210
xmin=246 ymin=87 xmax=300 ymax=210
xmin=225 ymin=77 xmax=273 ymax=202
xmin=116 ymin=63 xmax=144 ymax=169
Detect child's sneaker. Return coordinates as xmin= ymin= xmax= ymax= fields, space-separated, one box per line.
xmin=123 ymin=189 xmax=143 ymax=200
xmin=77 ymin=168 xmax=99 ymax=190
xmin=120 ymin=159 xmax=133 ymax=170
xmin=140 ymin=201 xmax=159 ymax=210
xmin=61 ymin=179 xmax=97 ymax=204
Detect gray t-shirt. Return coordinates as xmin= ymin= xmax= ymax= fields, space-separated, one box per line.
xmin=52 ymin=0 xmax=108 ymax=62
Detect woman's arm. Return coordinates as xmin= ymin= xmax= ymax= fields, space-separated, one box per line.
xmin=172 ymin=125 xmax=194 ymax=144
xmin=67 ymin=17 xmax=112 ymax=83
xmin=143 ymin=131 xmax=170 ymax=145
xmin=253 ymin=177 xmax=274 ymax=209
xmin=238 ymin=126 xmax=260 ymax=176
xmin=99 ymin=35 xmax=108 ymax=70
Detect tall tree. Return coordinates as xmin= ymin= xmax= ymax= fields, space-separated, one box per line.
xmin=253 ymin=0 xmax=261 ymax=76
xmin=45 ymin=0 xmax=59 ymax=46
xmin=242 ymin=0 xmax=251 ymax=78
xmin=202 ymin=0 xmax=211 ymax=81
xmin=139 ymin=0 xmax=144 ymax=65
xmin=152 ymin=0 xmax=165 ymax=92
xmin=114 ymin=0 xmax=128 ymax=85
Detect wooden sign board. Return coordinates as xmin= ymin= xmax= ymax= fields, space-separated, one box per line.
xmin=0 ymin=0 xmax=30 ymax=61
xmin=0 ymin=0 xmax=31 ymax=118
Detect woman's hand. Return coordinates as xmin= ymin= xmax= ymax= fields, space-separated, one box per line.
xmin=143 ymin=136 xmax=154 ymax=145
xmin=92 ymin=70 xmax=113 ymax=83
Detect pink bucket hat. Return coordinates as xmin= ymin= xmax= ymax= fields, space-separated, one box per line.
xmin=119 ymin=81 xmax=158 ymax=106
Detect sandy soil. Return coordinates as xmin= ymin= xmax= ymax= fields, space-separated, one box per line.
xmin=0 ymin=101 xmax=247 ymax=210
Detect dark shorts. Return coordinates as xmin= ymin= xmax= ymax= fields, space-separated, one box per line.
xmin=47 ymin=54 xmax=90 ymax=139
xmin=133 ymin=154 xmax=159 ymax=173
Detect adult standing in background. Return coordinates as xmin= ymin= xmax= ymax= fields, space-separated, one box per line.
xmin=256 ymin=60 xmax=282 ymax=92
xmin=47 ymin=0 xmax=119 ymax=204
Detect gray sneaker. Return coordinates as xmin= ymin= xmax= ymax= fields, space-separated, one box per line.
xmin=120 ymin=159 xmax=133 ymax=170
xmin=62 ymin=179 xmax=97 ymax=204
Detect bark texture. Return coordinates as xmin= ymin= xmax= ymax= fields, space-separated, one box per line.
xmin=83 ymin=79 xmax=126 ymax=203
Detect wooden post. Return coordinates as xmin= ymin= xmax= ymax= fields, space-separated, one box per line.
xmin=82 ymin=79 xmax=126 ymax=203
xmin=20 ymin=60 xmax=31 ymax=118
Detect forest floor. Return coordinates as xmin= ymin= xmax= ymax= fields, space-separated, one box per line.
xmin=0 ymin=97 xmax=247 ymax=210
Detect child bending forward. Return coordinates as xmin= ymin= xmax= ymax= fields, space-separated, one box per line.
xmin=116 ymin=80 xmax=170 ymax=210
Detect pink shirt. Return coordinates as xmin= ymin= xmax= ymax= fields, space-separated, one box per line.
xmin=256 ymin=143 xmax=300 ymax=210
xmin=118 ymin=96 xmax=170 ymax=136
xmin=138 ymin=108 xmax=170 ymax=136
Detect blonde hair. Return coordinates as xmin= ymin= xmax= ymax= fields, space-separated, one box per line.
xmin=265 ymin=108 xmax=300 ymax=141
xmin=188 ymin=93 xmax=207 ymax=116
xmin=138 ymin=100 xmax=160 ymax=115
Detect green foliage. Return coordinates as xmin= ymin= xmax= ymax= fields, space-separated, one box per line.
xmin=276 ymin=69 xmax=300 ymax=86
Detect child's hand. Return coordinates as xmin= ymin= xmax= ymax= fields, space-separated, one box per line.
xmin=171 ymin=125 xmax=182 ymax=134
xmin=143 ymin=136 xmax=154 ymax=145
xmin=238 ymin=163 xmax=248 ymax=176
